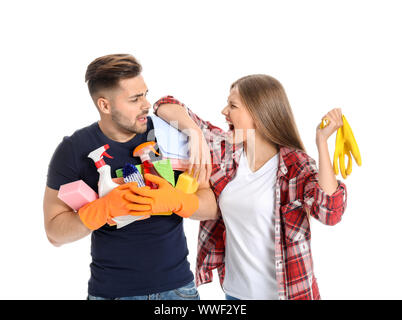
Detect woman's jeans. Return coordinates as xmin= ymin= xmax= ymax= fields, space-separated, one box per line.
xmin=88 ymin=281 xmax=200 ymax=300
xmin=225 ymin=294 xmax=240 ymax=300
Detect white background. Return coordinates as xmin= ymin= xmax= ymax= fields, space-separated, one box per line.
xmin=0 ymin=0 xmax=401 ymax=299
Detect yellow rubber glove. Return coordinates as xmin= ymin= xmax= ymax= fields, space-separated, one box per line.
xmin=342 ymin=115 xmax=362 ymax=166
xmin=332 ymin=122 xmax=345 ymax=177
xmin=78 ymin=182 xmax=139 ymax=230
xmin=124 ymin=174 xmax=199 ymax=218
xmin=322 ymin=115 xmax=361 ymax=179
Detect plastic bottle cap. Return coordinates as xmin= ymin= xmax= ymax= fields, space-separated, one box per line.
xmin=95 ymin=159 xmax=106 ymax=169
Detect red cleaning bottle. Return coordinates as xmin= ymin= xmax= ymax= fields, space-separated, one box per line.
xmin=132 ymin=141 xmax=162 ymax=189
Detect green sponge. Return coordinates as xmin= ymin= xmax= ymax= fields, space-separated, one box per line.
xmin=135 ymin=164 xmax=143 ymax=175
xmin=115 ymin=168 xmax=124 ymax=178
xmin=132 ymin=160 xmax=175 ymax=187
xmin=153 ymin=159 xmax=175 ymax=187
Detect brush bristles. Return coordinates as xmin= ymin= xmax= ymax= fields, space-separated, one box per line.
xmin=122 ymin=163 xmax=145 ymax=187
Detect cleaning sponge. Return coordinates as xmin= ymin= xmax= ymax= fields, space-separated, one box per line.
xmin=58 ymin=180 xmax=98 ymax=211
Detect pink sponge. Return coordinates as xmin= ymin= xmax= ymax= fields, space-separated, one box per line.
xmin=58 ymin=180 xmax=98 ymax=211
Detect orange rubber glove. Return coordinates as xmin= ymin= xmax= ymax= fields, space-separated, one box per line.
xmin=124 ymin=174 xmax=199 ymax=218
xmin=78 ymin=182 xmax=140 ymax=230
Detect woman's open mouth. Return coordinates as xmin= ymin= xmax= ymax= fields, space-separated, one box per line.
xmin=226 ymin=117 xmax=234 ymax=130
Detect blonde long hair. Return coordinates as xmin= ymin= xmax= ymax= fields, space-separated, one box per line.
xmin=231 ymin=74 xmax=306 ymax=152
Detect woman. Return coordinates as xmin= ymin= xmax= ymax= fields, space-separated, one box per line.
xmin=134 ymin=74 xmax=347 ymax=300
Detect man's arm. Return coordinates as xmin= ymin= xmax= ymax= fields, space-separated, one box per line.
xmin=43 ymin=186 xmax=91 ymax=247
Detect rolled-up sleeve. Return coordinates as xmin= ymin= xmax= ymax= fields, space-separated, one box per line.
xmin=153 ymin=95 xmax=226 ymax=144
xmin=153 ymin=95 xmax=206 ymax=128
xmin=302 ymin=162 xmax=347 ymax=226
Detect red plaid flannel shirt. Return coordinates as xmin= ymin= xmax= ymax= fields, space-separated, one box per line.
xmin=154 ymin=96 xmax=347 ymax=300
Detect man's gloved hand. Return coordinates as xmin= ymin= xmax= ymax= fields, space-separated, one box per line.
xmin=124 ymin=174 xmax=199 ymax=218
xmin=78 ymin=182 xmax=140 ymax=230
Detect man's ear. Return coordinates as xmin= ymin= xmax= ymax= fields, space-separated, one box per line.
xmin=97 ymin=97 xmax=112 ymax=114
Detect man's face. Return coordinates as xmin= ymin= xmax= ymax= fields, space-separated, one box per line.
xmin=108 ymin=75 xmax=151 ymax=134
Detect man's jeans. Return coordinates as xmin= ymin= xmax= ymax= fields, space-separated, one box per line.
xmin=88 ymin=281 xmax=200 ymax=300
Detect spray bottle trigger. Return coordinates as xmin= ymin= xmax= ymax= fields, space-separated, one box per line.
xmin=102 ymin=151 xmax=114 ymax=159
xmin=150 ymin=145 xmax=160 ymax=156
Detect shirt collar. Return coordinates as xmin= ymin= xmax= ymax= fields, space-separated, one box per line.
xmin=278 ymin=147 xmax=291 ymax=176
xmin=231 ymin=144 xmax=289 ymax=176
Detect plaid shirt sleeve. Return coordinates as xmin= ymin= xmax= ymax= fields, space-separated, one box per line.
xmin=301 ymin=157 xmax=347 ymax=226
xmin=153 ymin=95 xmax=226 ymax=139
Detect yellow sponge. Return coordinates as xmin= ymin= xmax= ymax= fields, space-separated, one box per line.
xmin=175 ymin=172 xmax=199 ymax=194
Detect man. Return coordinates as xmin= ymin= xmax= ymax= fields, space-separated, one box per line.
xmin=43 ymin=54 xmax=217 ymax=300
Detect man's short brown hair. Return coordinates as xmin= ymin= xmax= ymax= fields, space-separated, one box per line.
xmin=85 ymin=54 xmax=142 ymax=97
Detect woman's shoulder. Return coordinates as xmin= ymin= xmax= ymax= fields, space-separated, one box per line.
xmin=279 ymin=146 xmax=318 ymax=179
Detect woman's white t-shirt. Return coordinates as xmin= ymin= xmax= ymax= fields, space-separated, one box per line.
xmin=219 ymin=150 xmax=279 ymax=300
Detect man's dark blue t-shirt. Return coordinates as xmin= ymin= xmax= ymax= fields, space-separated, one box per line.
xmin=46 ymin=117 xmax=193 ymax=298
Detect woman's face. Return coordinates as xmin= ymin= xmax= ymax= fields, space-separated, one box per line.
xmin=221 ymin=87 xmax=255 ymax=142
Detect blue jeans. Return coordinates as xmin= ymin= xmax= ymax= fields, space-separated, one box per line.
xmin=88 ymin=281 xmax=200 ymax=300
xmin=225 ymin=293 xmax=240 ymax=300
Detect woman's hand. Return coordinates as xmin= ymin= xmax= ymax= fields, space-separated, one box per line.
xmin=316 ymin=108 xmax=343 ymax=146
xmin=315 ymin=108 xmax=343 ymax=195
xmin=187 ymin=128 xmax=213 ymax=186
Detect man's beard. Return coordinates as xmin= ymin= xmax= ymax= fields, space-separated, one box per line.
xmin=111 ymin=107 xmax=148 ymax=134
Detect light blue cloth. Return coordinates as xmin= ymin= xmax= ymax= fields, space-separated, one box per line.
xmin=150 ymin=115 xmax=189 ymax=159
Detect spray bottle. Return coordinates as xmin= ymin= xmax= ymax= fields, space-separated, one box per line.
xmin=88 ymin=144 xmax=119 ymax=197
xmin=88 ymin=144 xmax=143 ymax=229
xmin=133 ymin=141 xmax=163 ymax=189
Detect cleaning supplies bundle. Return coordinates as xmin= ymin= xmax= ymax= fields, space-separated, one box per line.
xmin=58 ymin=141 xmax=200 ymax=229
xmin=57 ymin=144 xmax=144 ymax=229
xmin=132 ymin=141 xmax=200 ymax=216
